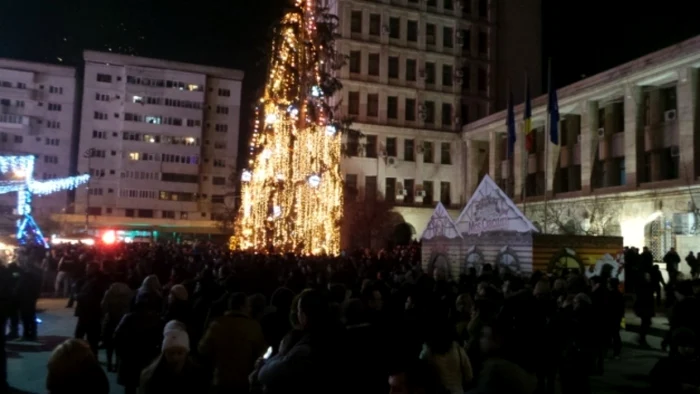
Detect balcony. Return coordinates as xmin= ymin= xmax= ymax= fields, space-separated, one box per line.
xmin=0 ymin=86 xmax=37 ymax=101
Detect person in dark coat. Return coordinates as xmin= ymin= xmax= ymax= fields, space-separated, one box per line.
xmin=114 ymin=292 xmax=164 ymax=394
xmin=74 ymin=263 xmax=108 ymax=357
xmin=634 ymin=272 xmax=656 ymax=347
xmin=650 ymin=328 xmax=700 ymax=394
xmin=139 ymin=330 xmax=208 ymax=394
xmin=17 ymin=260 xmax=42 ymax=341
xmin=260 ymin=287 xmax=294 ymax=353
xmin=0 ymin=259 xmax=14 ymax=394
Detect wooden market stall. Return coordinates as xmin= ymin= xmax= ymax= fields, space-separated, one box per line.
xmin=421 ymin=175 xmax=624 ymax=280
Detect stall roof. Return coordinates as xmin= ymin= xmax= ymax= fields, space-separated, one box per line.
xmin=455 ymin=175 xmax=538 ymax=235
xmin=421 ymin=202 xmax=462 ymax=241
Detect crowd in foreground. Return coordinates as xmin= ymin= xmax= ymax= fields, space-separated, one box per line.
xmin=1 ymin=242 xmax=700 ymax=394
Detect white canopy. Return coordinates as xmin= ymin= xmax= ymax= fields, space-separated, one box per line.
xmin=455 ymin=175 xmax=538 ymax=235
xmin=421 ymin=202 xmax=462 ymax=240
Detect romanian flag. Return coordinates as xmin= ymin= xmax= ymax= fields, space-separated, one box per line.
xmin=524 ymin=78 xmax=533 ymax=153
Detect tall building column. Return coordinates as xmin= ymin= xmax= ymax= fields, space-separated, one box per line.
xmin=488 ymin=131 xmax=501 ymax=184
xmin=566 ymin=116 xmax=580 ymax=191
xmin=678 ymin=67 xmax=697 ymax=182
xmin=649 ymin=90 xmax=663 ymax=182
xmin=545 ymin=121 xmax=561 ymax=198
xmin=625 ymin=85 xmax=641 ymax=187
xmin=465 ymin=138 xmax=480 ymax=200
xmin=513 ymin=128 xmax=525 ymax=200
xmin=580 ymin=101 xmax=598 ymax=193
xmin=603 ymin=103 xmax=618 ymax=187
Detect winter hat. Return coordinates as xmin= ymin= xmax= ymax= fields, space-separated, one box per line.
xmin=162 ymin=330 xmax=190 ymax=352
xmin=170 ymin=284 xmax=188 ymax=302
xmin=163 ymin=320 xmax=187 ymax=335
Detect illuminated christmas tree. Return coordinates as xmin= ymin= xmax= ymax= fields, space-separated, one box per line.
xmin=231 ymin=0 xmax=344 ymax=255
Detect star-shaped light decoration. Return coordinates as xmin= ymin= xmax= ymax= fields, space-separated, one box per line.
xmin=0 ymin=156 xmax=89 ymax=248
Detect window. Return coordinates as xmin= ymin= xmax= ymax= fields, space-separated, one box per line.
xmin=387 ymin=96 xmax=398 ymax=119
xmin=215 ymin=124 xmax=228 ymax=133
xmin=13 ymin=135 xmax=22 ymax=144
xmin=162 ymin=211 xmax=176 ymax=219
xmin=15 ymin=100 xmax=24 ymax=108
xmin=385 ymin=178 xmax=397 ymax=203
xmin=216 ymin=106 xmax=229 ymax=114
xmin=405 ymin=98 xmax=416 ymax=121
xmin=96 ymin=93 xmax=110 ymax=101
xmin=423 ymin=181 xmax=434 ymax=205
xmin=441 ymin=103 xmax=453 ymax=126
xmin=441 ymin=142 xmax=452 ymax=164
xmin=47 ymin=120 xmax=61 ymax=129
xmin=407 ymin=20 xmax=418 ymax=42
xmin=349 ymin=51 xmax=361 ymax=73
xmin=478 ymin=68 xmax=487 ymax=92
xmin=388 ymin=56 xmax=399 ymax=79
xmin=45 ymin=138 xmax=60 ymax=146
xmin=425 ymin=62 xmax=436 ymax=84
xmin=440 ymin=182 xmax=451 ymax=206
xmin=423 ymin=141 xmax=434 ymax=163
xmin=426 ymin=24 xmax=436 ymax=45
xmin=462 ymin=29 xmax=471 ymax=51
xmin=404 ymin=139 xmax=415 ymax=161
xmin=218 ymin=88 xmax=231 ymax=97
xmin=404 ymin=179 xmax=415 ymax=203
xmin=444 ymin=0 xmax=454 ymax=10
xmin=213 ymin=159 xmax=226 ymax=168
xmin=463 ymin=66 xmax=471 ymax=90
xmin=212 ymin=176 xmax=226 ymax=185
xmin=348 ymin=92 xmax=360 ymax=115
xmin=367 ymin=94 xmax=379 ymax=117
xmin=442 ymin=65 xmax=453 ymax=86
xmin=369 ymin=14 xmax=381 ymax=36
xmin=49 ymin=86 xmax=63 ymax=94
xmin=365 ymin=176 xmax=378 ymax=200
xmin=345 ymin=174 xmax=358 ymax=191
xmin=214 ymin=141 xmax=227 ymax=149
xmin=187 ymin=119 xmax=201 ymax=127
xmin=43 ymin=155 xmax=58 ymax=164
xmin=406 ymin=59 xmax=417 ymax=81
xmin=346 ymin=133 xmax=359 ymax=156
xmin=386 ymin=137 xmax=397 ymax=157
xmin=478 ymin=0 xmax=488 ymax=18
xmin=366 ymin=135 xmax=378 ymax=158
xmin=389 ymin=17 xmax=400 ymax=39
xmin=93 ymin=130 xmax=106 ymax=139
xmin=48 ymin=103 xmax=62 ymax=111
xmin=424 ymin=101 xmax=435 ymax=124
xmin=94 ymin=111 xmax=108 ymax=120
xmin=368 ymin=53 xmax=380 ymax=76
xmin=96 ymin=74 xmax=112 ymax=83
xmin=351 ymin=11 xmax=362 ymax=33
xmin=443 ymin=27 xmax=454 ymax=48
xmin=478 ymin=31 xmax=488 ymax=54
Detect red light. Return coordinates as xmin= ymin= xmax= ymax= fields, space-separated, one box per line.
xmin=102 ymin=230 xmax=116 ymax=244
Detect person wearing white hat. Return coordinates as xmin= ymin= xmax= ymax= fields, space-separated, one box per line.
xmin=139 ymin=330 xmax=207 ymax=394
xmin=163 ymin=320 xmax=187 ymax=335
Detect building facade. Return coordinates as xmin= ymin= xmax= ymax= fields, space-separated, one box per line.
xmin=59 ymin=51 xmax=243 ymax=236
xmin=463 ymin=35 xmax=700 ymax=261
xmin=0 ymin=60 xmax=78 ymax=221
xmin=329 ymin=0 xmax=541 ymax=243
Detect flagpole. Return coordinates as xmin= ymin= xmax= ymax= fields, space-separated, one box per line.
xmin=544 ymin=58 xmax=552 ymax=234
xmin=521 ymin=72 xmax=528 ymax=217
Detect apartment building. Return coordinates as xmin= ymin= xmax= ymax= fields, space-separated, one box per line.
xmin=61 ymin=51 xmax=243 ymax=236
xmin=0 ymin=60 xmax=78 ymax=219
xmin=463 ymin=35 xmax=700 ymax=261
xmin=331 ymin=0 xmax=541 ymax=241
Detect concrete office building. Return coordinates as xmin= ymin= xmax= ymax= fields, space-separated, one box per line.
xmin=329 ymin=0 xmax=541 ymax=244
xmin=57 ymin=51 xmax=243 ymax=237
xmin=0 ymin=60 xmax=78 ymax=222
xmin=463 ymin=35 xmax=700 ymax=262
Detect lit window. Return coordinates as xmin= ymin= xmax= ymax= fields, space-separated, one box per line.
xmin=188 ymin=84 xmax=199 ymax=91
xmin=129 ymin=152 xmax=140 ymax=160
xmin=133 ymin=95 xmax=143 ymax=104
xmin=145 ymin=116 xmax=161 ymax=124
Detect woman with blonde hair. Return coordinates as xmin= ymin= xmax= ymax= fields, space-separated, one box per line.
xmin=46 ymin=339 xmax=109 ymax=394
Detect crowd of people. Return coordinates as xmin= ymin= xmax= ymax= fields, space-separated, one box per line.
xmin=0 ymin=242 xmax=700 ymax=393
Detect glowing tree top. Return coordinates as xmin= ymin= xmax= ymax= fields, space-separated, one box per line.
xmin=231 ymin=0 xmax=344 ymax=255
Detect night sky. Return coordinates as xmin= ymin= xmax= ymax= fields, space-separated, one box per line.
xmin=1 ymin=0 xmax=698 ymax=151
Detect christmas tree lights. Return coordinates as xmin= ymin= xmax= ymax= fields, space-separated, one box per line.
xmin=231 ymin=0 xmax=344 ymax=255
xmin=0 ymin=155 xmax=90 ymax=248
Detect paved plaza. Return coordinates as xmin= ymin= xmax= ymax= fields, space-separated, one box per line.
xmin=6 ymin=299 xmax=665 ymax=393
